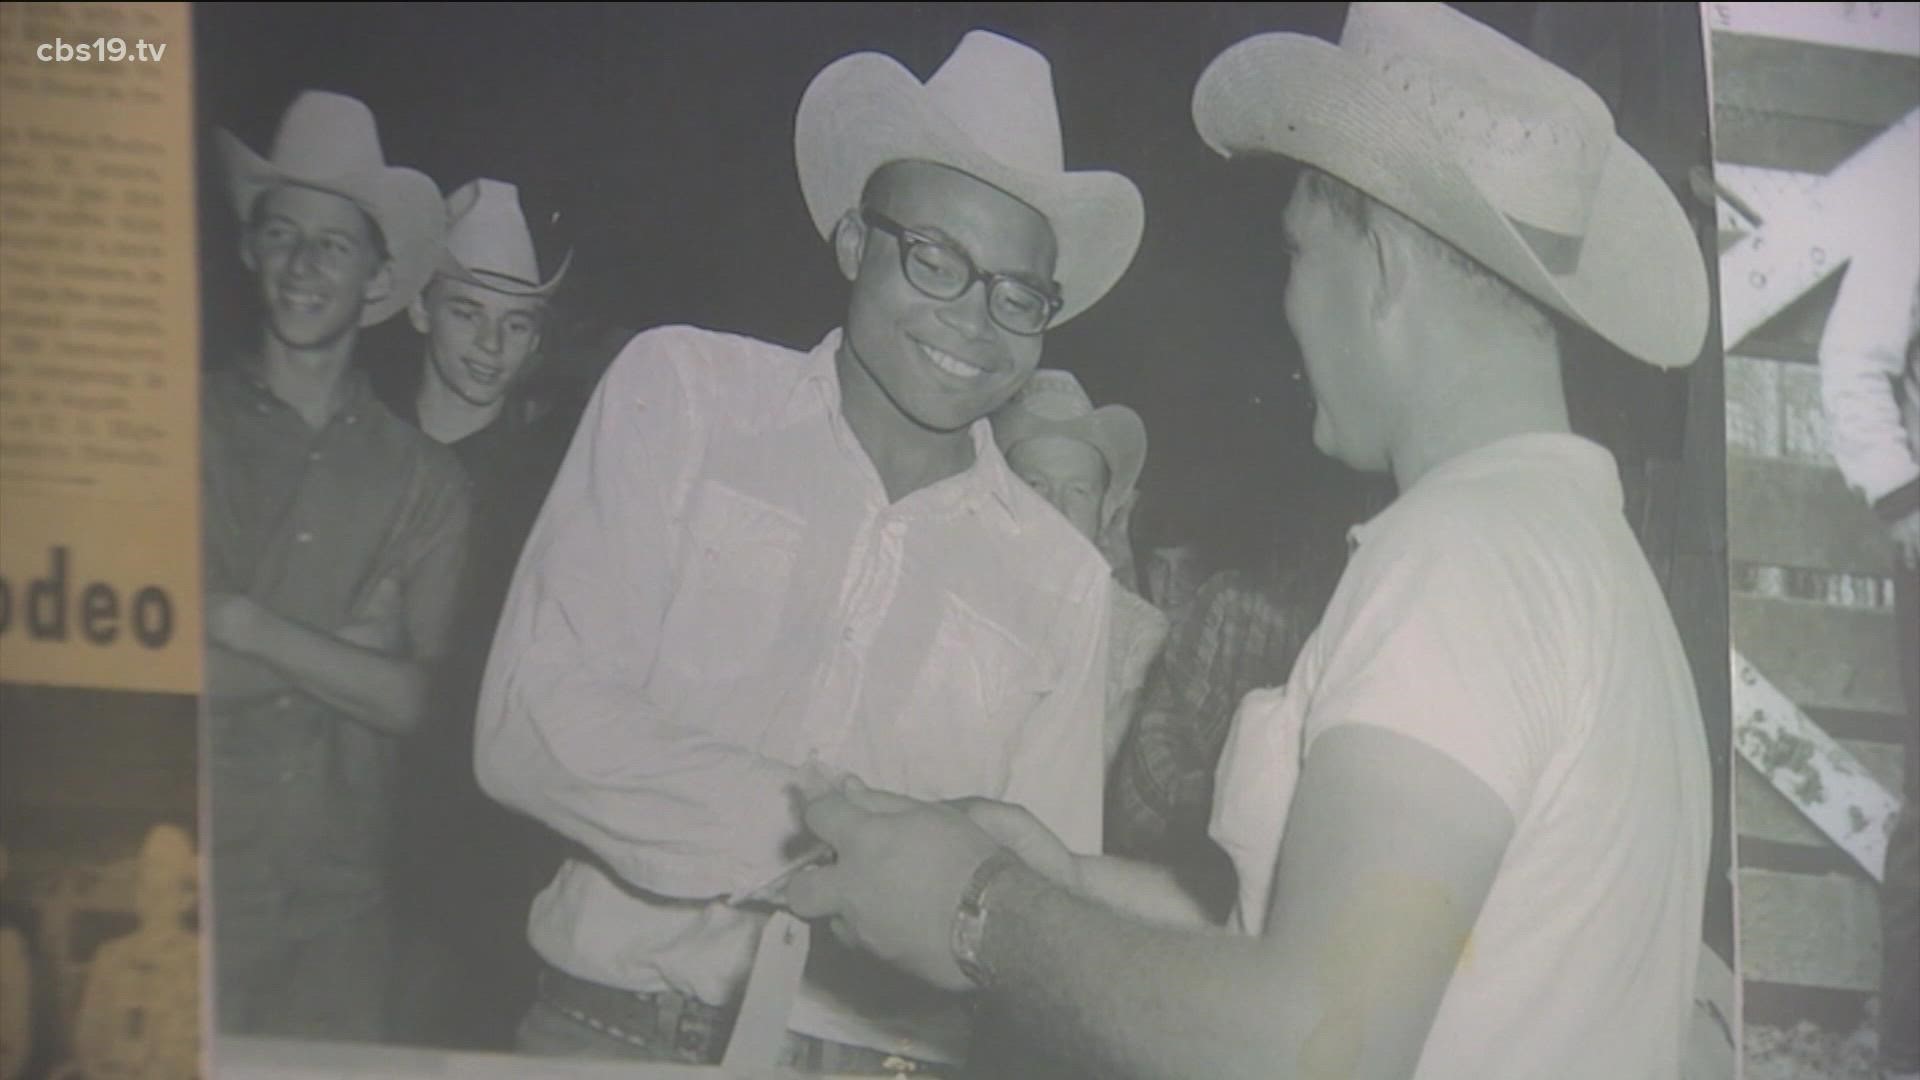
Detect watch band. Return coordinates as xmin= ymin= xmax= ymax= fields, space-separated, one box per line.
xmin=951 ymin=847 xmax=1022 ymax=989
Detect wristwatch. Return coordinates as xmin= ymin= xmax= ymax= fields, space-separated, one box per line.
xmin=950 ymin=848 xmax=1022 ymax=989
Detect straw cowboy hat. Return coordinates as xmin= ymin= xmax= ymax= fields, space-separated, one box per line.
xmin=795 ymin=29 xmax=1144 ymax=327
xmin=216 ymin=90 xmax=444 ymax=327
xmin=994 ymin=369 xmax=1147 ymax=524
xmin=436 ymin=178 xmax=571 ymax=298
xmin=1192 ymin=2 xmax=1708 ymax=369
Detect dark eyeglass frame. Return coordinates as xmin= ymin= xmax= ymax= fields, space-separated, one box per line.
xmin=860 ymin=209 xmax=1063 ymax=337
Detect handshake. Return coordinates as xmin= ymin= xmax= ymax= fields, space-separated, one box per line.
xmin=733 ymin=764 xmax=1076 ymax=911
xmin=726 ymin=768 xmax=1077 ymax=995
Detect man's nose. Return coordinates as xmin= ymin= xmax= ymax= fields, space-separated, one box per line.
xmin=1034 ymin=484 xmax=1068 ymax=516
xmin=937 ymin=281 xmax=994 ymax=339
xmin=289 ymin=234 xmax=325 ymax=276
xmin=476 ymin=316 xmax=503 ymax=354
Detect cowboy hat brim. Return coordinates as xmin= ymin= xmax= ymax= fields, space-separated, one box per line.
xmin=435 ymin=247 xmax=574 ymax=300
xmin=796 ymin=52 xmax=1144 ymax=328
xmin=997 ymin=405 xmax=1148 ymax=513
xmin=1193 ymin=33 xmax=1708 ymax=369
xmin=217 ymin=129 xmax=445 ymax=328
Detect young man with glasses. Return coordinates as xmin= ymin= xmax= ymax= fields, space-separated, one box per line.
xmin=786 ymin=7 xmax=1715 ymax=1079
xmin=475 ymin=31 xmax=1142 ymax=1075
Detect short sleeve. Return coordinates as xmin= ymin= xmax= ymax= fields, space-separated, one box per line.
xmin=1300 ymin=524 xmax=1564 ymax=817
xmin=398 ymin=444 xmax=472 ymax=662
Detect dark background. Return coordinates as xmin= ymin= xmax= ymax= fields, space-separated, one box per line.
xmin=189 ymin=0 xmax=1733 ymax=970
xmin=192 ymin=1 xmax=1669 ymax=567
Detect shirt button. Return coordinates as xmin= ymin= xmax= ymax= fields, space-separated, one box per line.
xmin=307 ymin=450 xmax=323 ymax=462
xmin=295 ymin=531 xmax=313 ymax=544
xmin=883 ymin=521 xmax=905 ymax=539
xmin=842 ymin=626 xmax=856 ymax=643
xmin=275 ymin=695 xmax=294 ymax=710
xmin=344 ymin=413 xmax=359 ymax=425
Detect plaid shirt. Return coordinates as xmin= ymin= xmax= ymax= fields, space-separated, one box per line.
xmin=1106 ymin=567 xmax=1319 ymax=860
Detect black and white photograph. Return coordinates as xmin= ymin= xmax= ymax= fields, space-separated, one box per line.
xmin=0 ymin=685 xmax=202 ymax=1080
xmin=189 ymin=4 xmax=1735 ymax=1077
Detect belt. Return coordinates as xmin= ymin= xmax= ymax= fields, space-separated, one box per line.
xmin=534 ymin=963 xmax=953 ymax=1075
xmin=534 ymin=964 xmax=733 ymax=1062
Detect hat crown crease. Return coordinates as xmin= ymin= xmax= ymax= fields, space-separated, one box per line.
xmin=445 ymin=178 xmax=544 ymax=286
xmin=269 ymin=94 xmax=387 ymax=179
xmin=925 ymin=31 xmax=1065 ymax=174
xmin=1350 ymin=6 xmax=1612 ymax=270
xmin=1021 ymin=373 xmax=1095 ymax=421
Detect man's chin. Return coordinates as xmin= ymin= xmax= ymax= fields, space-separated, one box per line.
xmin=911 ymin=380 xmax=1024 ymax=436
xmin=884 ymin=379 xmax=997 ymax=436
xmin=458 ymin=388 xmax=509 ymax=410
xmin=266 ymin=314 xmax=358 ymax=352
xmin=436 ymin=374 xmax=510 ymax=410
xmin=904 ymin=400 xmax=990 ymax=436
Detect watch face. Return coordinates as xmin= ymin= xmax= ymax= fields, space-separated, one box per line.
xmin=952 ymin=904 xmax=991 ymax=989
xmin=952 ymin=849 xmax=1019 ymax=988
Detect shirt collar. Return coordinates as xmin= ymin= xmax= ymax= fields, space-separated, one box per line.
xmin=230 ymin=353 xmax=377 ymax=426
xmin=1348 ymin=432 xmax=1619 ymax=550
xmin=793 ymin=329 xmax=1020 ymax=521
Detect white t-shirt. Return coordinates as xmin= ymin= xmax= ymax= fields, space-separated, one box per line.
xmin=1211 ymin=433 xmax=1711 ymax=1080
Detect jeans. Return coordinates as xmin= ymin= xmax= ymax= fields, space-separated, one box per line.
xmin=513 ymin=972 xmax=954 ymax=1076
xmin=212 ymin=889 xmax=390 ymax=1041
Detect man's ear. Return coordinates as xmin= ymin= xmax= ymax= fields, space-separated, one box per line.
xmin=1366 ymin=216 xmax=1414 ymax=320
xmin=405 ymin=283 xmax=433 ymax=334
xmin=522 ymin=319 xmax=548 ymax=382
xmin=1101 ymin=485 xmax=1137 ymax=539
xmin=238 ymin=232 xmax=258 ymax=274
xmin=833 ymin=209 xmax=867 ymax=283
xmin=362 ymin=259 xmax=395 ymax=313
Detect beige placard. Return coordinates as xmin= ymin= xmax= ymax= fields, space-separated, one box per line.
xmin=0 ymin=1 xmax=201 ymax=694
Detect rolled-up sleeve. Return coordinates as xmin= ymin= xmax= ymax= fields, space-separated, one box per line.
xmin=475 ymin=329 xmax=803 ymax=901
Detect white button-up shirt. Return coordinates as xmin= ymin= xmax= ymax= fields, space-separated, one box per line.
xmin=476 ymin=326 xmax=1110 ymax=1062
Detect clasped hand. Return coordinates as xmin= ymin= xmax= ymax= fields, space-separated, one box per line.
xmin=783 ymin=778 xmax=1077 ymax=993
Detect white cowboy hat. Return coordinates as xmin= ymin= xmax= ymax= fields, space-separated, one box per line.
xmin=437 ymin=178 xmax=571 ymax=298
xmin=1192 ymin=2 xmax=1708 ymax=369
xmin=993 ymin=369 xmax=1147 ymax=522
xmin=795 ymin=29 xmax=1144 ymax=327
xmin=216 ymin=90 xmax=444 ymax=327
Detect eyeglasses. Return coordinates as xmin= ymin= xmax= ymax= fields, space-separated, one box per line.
xmin=861 ymin=210 xmax=1063 ymax=337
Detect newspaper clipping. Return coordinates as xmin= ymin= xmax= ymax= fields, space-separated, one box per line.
xmin=0 ymin=4 xmax=202 ymax=1079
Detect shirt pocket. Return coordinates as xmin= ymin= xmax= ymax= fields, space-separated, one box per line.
xmin=661 ymin=481 xmax=803 ymax=683
xmin=899 ymin=591 xmax=1041 ymax=798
